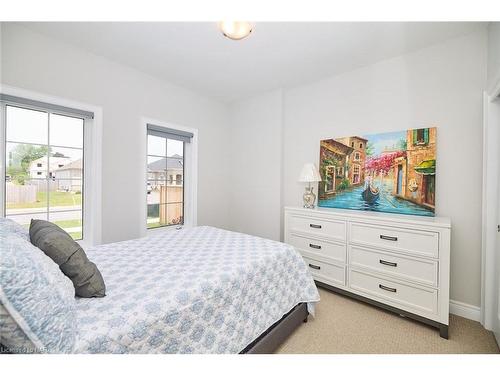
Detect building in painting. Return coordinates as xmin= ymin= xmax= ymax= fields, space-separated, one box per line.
xmin=318 ymin=139 xmax=353 ymax=199
xmin=336 ymin=136 xmax=368 ymax=185
xmin=392 ymin=128 xmax=436 ymax=211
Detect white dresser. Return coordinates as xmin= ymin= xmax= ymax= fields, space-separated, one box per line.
xmin=284 ymin=206 xmax=451 ymax=338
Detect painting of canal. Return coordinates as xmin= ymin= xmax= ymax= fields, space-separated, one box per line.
xmin=318 ymin=128 xmax=436 ymax=217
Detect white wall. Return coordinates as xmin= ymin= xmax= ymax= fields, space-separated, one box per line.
xmin=227 ymin=30 xmax=488 ymax=308
xmin=1 ymin=23 xmax=231 ymax=244
xmin=227 ymin=90 xmax=283 ymax=240
xmin=282 ymin=30 xmax=487 ymax=307
xmin=487 ymin=22 xmax=500 ymax=91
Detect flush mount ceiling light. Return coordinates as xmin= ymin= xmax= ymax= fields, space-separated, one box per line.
xmin=219 ymin=21 xmax=253 ymax=40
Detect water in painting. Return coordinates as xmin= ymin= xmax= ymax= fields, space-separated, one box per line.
xmin=318 ymin=128 xmax=436 ymax=217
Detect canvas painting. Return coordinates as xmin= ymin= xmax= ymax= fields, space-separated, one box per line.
xmin=318 ymin=127 xmax=436 ymax=217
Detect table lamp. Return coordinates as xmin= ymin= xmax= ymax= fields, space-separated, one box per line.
xmin=299 ymin=163 xmax=322 ymax=209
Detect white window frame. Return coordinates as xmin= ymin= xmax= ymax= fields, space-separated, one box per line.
xmin=141 ymin=117 xmax=198 ymax=236
xmin=0 ymin=84 xmax=103 ymax=246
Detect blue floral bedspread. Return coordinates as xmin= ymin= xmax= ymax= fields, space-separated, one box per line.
xmin=74 ymin=226 xmax=320 ymax=354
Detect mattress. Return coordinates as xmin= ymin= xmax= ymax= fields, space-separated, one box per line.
xmin=74 ymin=226 xmax=320 ymax=354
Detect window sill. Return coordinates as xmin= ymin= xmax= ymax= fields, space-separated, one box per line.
xmin=145 ymin=223 xmax=191 ymax=237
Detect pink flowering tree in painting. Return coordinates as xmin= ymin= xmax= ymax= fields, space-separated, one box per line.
xmin=365 ymin=150 xmax=406 ymax=180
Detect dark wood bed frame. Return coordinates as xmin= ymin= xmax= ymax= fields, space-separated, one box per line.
xmin=240 ymin=302 xmax=309 ymax=354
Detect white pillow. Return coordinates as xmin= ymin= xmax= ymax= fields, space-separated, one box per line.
xmin=0 ymin=217 xmax=29 ymax=240
xmin=0 ymin=228 xmax=77 ymax=353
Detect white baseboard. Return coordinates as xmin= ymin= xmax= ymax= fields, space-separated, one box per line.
xmin=450 ymin=300 xmax=481 ymax=322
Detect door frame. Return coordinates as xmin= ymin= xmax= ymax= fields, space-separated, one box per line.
xmin=481 ymin=77 xmax=500 ymax=337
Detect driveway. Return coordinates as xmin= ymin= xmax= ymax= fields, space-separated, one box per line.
xmin=7 ymin=205 xmax=82 ymax=225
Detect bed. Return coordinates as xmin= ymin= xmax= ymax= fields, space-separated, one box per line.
xmin=68 ymin=226 xmax=319 ymax=354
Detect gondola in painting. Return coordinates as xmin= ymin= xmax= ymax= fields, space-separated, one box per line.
xmin=318 ymin=128 xmax=437 ymax=217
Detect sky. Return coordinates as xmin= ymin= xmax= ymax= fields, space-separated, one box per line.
xmin=147 ymin=135 xmax=184 ymax=158
xmin=6 ymin=105 xmax=84 ymax=149
xmin=362 ymin=130 xmax=406 ymax=155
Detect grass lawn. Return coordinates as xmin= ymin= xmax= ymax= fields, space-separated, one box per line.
xmin=7 ymin=191 xmax=82 ymax=209
xmin=54 ymin=219 xmax=82 ymax=240
xmin=21 ymin=219 xmax=82 ymax=240
xmin=54 ymin=219 xmax=82 ymax=228
xmin=56 ymin=219 xmax=82 ymax=240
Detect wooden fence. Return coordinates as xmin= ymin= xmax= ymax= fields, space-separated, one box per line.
xmin=159 ymin=186 xmax=183 ymax=225
xmin=6 ymin=183 xmax=37 ymax=204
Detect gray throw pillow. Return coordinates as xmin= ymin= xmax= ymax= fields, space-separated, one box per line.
xmin=29 ymin=219 xmax=106 ymax=298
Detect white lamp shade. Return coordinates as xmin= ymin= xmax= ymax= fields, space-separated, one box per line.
xmin=299 ymin=163 xmax=322 ymax=182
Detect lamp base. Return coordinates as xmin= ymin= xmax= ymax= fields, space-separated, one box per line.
xmin=303 ymin=186 xmax=316 ymax=209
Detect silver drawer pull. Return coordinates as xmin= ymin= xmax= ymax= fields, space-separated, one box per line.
xmin=309 ymin=243 xmax=322 ymax=250
xmin=379 ymin=284 xmax=397 ymax=293
xmin=309 ymin=224 xmax=322 ymax=229
xmin=379 ymin=259 xmax=397 ymax=267
xmin=308 ymin=264 xmax=321 ymax=270
xmin=380 ymin=234 xmax=398 ymax=241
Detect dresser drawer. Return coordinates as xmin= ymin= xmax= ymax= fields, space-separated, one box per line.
xmin=349 ymin=270 xmax=438 ymax=315
xmin=289 ymin=233 xmax=346 ymax=263
xmin=349 ymin=222 xmax=439 ymax=258
xmin=289 ymin=214 xmax=346 ymax=242
xmin=350 ymin=246 xmax=438 ymax=286
xmin=303 ymin=256 xmax=345 ymax=286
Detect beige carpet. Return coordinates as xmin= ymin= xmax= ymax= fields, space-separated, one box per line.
xmin=276 ymin=287 xmax=499 ymax=354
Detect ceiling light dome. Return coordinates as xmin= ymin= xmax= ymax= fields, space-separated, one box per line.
xmin=219 ymin=21 xmax=253 ymax=40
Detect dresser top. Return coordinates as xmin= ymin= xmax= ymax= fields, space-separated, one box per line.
xmin=284 ymin=206 xmax=451 ymax=228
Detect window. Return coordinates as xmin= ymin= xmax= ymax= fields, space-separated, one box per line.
xmin=1 ymin=95 xmax=92 ymax=240
xmin=413 ymin=128 xmax=429 ymax=145
xmin=336 ymin=166 xmax=344 ymax=176
xmin=325 ymin=166 xmax=335 ymax=192
xmin=359 ymin=143 xmax=363 ymax=149
xmin=354 ymin=151 xmax=361 ymax=161
xmin=351 ymin=141 xmax=354 ymax=147
xmin=353 ymin=165 xmax=360 ymax=174
xmin=146 ymin=124 xmax=193 ymax=229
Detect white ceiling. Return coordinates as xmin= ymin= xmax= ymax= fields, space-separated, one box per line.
xmin=21 ymin=22 xmax=486 ymax=102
